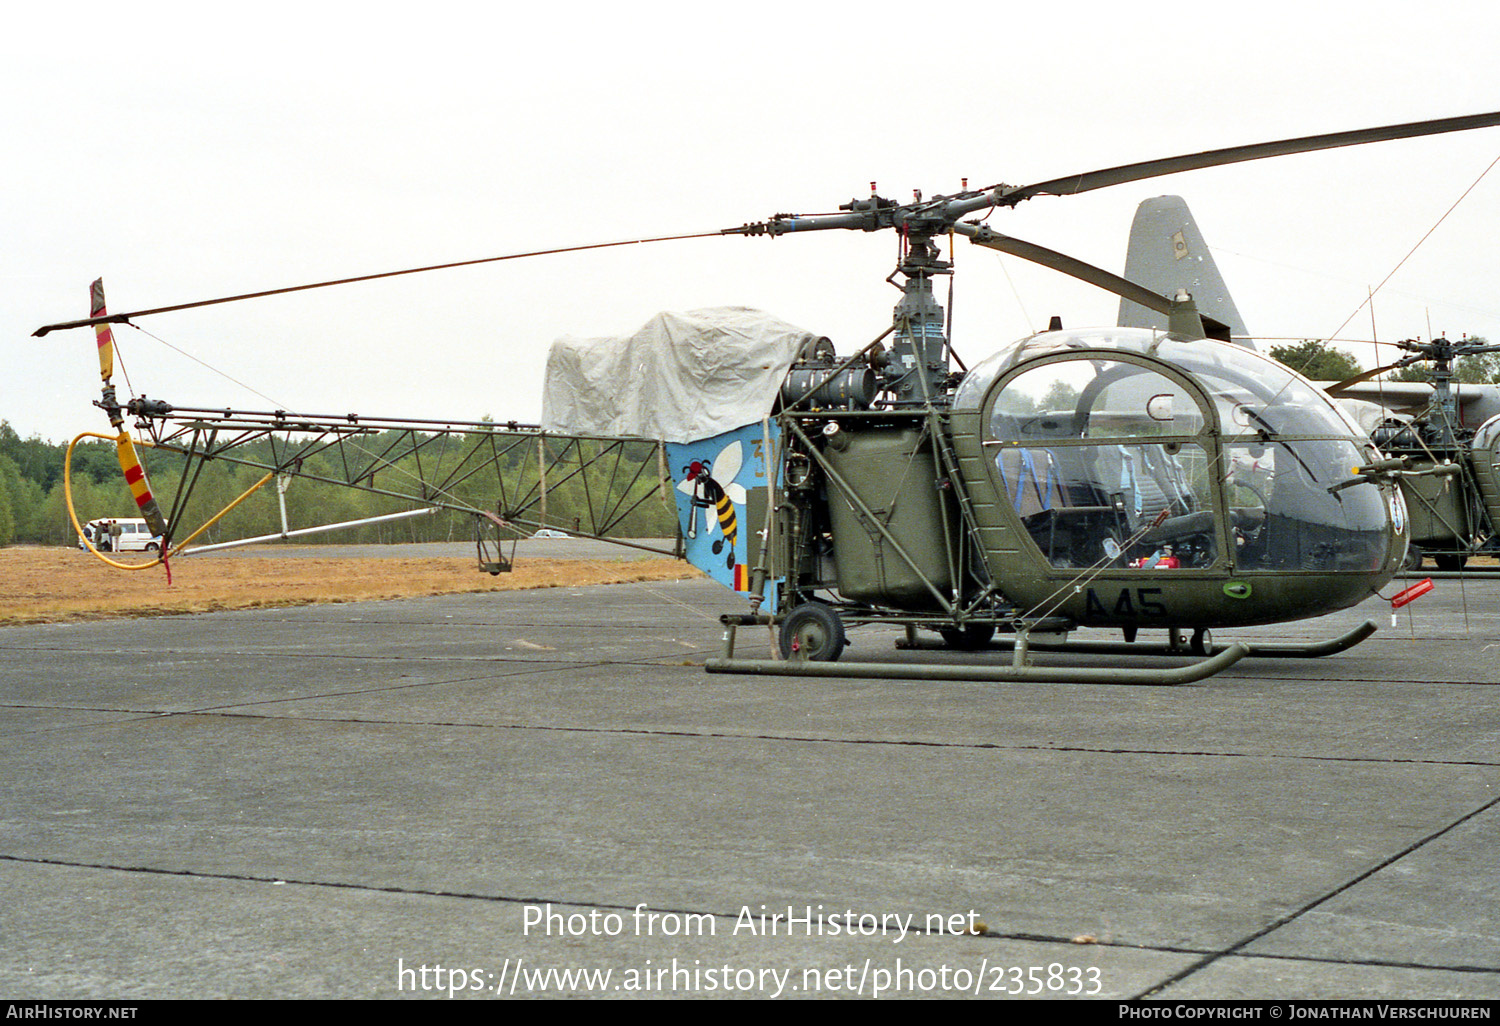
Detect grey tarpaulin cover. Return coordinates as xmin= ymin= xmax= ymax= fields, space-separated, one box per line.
xmin=541 ymin=307 xmax=816 ymax=443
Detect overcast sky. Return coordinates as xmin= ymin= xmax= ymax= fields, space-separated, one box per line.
xmin=7 ymin=1 xmax=1500 ymax=442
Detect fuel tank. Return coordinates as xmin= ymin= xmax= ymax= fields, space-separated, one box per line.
xmin=821 ymin=425 xmax=952 ymax=609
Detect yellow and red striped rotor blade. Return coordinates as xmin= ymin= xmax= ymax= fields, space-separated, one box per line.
xmin=90 ymin=278 xmax=114 ymax=382
xmin=114 ymin=432 xmax=168 ymax=538
xmin=91 ymin=280 xmax=168 ymax=538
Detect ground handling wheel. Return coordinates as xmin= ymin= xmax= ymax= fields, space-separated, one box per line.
xmin=1191 ymin=628 xmax=1213 ymax=656
xmin=939 ymin=623 xmax=996 ymax=650
xmin=1434 ymin=552 xmax=1468 ymax=572
xmin=779 ymin=603 xmax=846 ymax=662
xmin=1403 ymin=544 xmax=1423 ymax=571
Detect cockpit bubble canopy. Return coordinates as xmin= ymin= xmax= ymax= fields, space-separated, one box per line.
xmin=957 ymin=329 xmax=1398 ymax=575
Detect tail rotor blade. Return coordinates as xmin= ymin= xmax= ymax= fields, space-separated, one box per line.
xmin=90 ymin=278 xmax=115 ymax=381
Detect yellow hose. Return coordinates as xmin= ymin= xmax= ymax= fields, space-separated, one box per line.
xmin=66 ymin=431 xmax=274 ymax=571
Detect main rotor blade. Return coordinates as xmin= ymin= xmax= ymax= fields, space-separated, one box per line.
xmin=952 ymin=222 xmax=1232 ymax=339
xmin=1324 ymin=360 xmax=1414 ymax=394
xmin=34 ymin=231 xmax=722 ymax=336
xmin=985 ymin=110 xmax=1500 ymax=208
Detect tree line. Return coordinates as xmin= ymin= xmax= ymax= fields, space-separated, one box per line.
xmin=1269 ymin=336 xmax=1500 ymax=383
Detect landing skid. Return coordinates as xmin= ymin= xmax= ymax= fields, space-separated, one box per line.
xmin=894 ymin=619 xmax=1376 ymax=660
xmin=978 ymin=620 xmax=1377 ymax=660
xmin=709 ymin=614 xmax=1250 ymax=685
xmin=704 ymin=644 xmax=1249 ymax=685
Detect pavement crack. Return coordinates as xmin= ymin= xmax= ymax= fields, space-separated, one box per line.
xmin=1221 ymin=947 xmax=1500 ymax=976
xmin=27 ymin=706 xmax=1496 ymax=770
xmin=7 ymin=852 xmax=1497 ymax=984
xmin=1134 ymin=792 xmax=1500 ymax=998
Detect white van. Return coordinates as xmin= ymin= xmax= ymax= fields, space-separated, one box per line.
xmin=79 ymin=518 xmax=163 ymax=553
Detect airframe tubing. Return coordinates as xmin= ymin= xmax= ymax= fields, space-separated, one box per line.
xmin=705 ymin=642 xmax=1249 ymax=685
xmin=176 ymin=507 xmax=440 ymax=555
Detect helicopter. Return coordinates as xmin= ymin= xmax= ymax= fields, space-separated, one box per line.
xmin=1328 ymin=335 xmax=1500 ymax=572
xmin=36 ymin=110 xmax=1500 ymax=684
xmin=1115 ymin=192 xmax=1500 ymax=574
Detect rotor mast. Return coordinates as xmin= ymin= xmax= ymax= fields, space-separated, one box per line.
xmin=728 ymin=184 xmax=996 ymax=406
xmin=1396 ymin=336 xmax=1500 ymax=449
xmin=886 ymin=201 xmax=955 ymax=404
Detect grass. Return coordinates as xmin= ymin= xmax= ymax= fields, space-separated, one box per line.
xmin=0 ymin=546 xmax=700 ymax=626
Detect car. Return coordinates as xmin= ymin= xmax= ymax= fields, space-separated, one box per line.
xmin=531 ymin=529 xmax=571 ymax=539
xmin=79 ymin=517 xmax=163 ymax=552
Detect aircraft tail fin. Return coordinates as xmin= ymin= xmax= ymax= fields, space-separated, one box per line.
xmin=1118 ymin=196 xmax=1251 ymax=346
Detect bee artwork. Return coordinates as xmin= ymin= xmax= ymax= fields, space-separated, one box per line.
xmin=678 ymin=440 xmax=747 ymax=570
xmin=668 ymin=424 xmax=773 ymax=597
